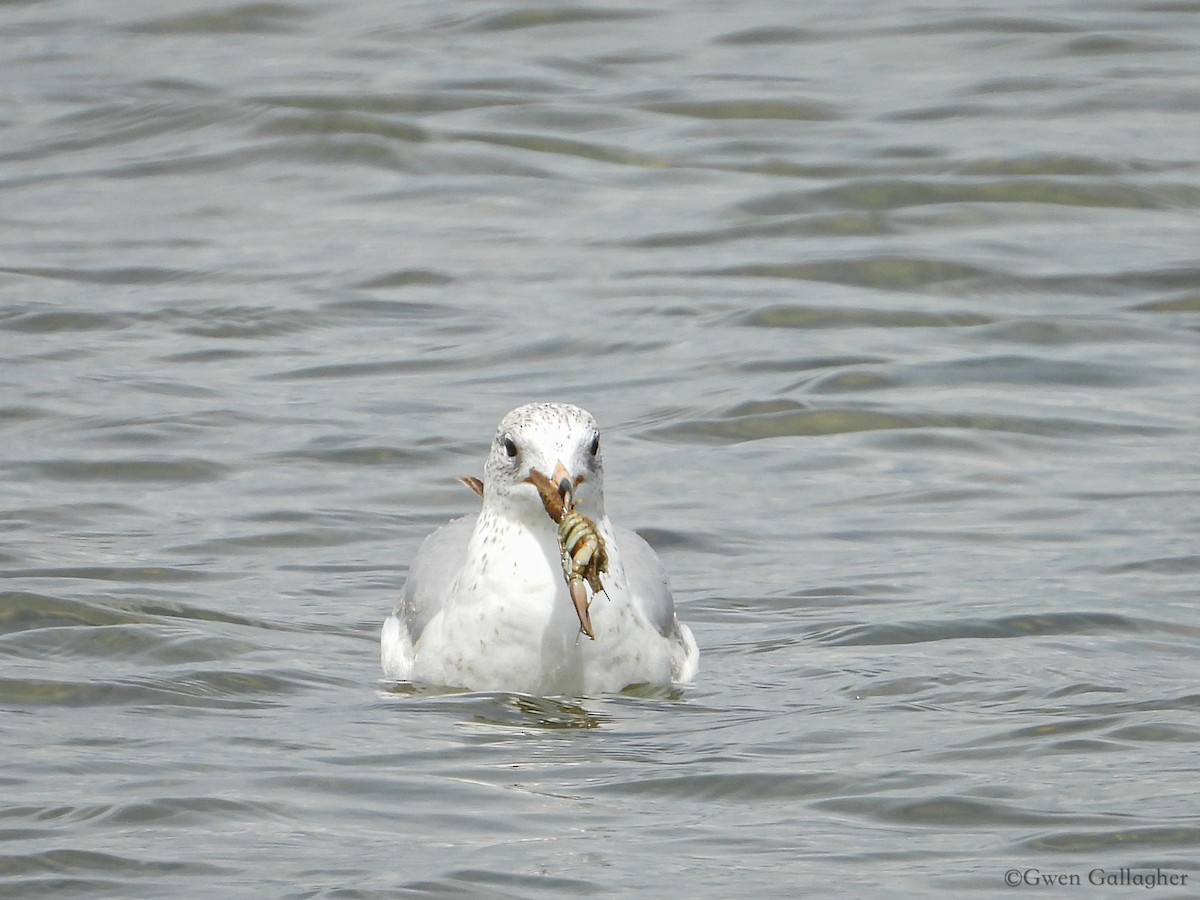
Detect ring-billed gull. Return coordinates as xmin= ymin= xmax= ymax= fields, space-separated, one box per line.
xmin=381 ymin=402 xmax=699 ymax=695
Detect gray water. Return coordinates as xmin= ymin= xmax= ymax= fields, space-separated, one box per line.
xmin=3 ymin=0 xmax=1199 ymax=896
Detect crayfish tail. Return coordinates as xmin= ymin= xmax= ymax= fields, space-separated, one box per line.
xmin=569 ymin=579 xmax=595 ymax=640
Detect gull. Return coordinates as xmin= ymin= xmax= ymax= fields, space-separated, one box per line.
xmin=381 ymin=402 xmax=699 ymax=695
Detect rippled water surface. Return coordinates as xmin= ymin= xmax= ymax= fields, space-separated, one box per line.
xmin=3 ymin=0 xmax=1199 ymax=896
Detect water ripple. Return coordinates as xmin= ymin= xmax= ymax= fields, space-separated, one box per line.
xmin=810 ymin=611 xmax=1151 ymax=646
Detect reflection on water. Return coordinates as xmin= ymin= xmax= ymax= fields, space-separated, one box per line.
xmin=2 ymin=0 xmax=1199 ymax=895
xmin=389 ymin=690 xmax=608 ymax=730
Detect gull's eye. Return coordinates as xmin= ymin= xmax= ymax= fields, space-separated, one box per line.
xmin=503 ymin=435 xmax=519 ymax=459
xmin=589 ymin=435 xmax=600 ymax=456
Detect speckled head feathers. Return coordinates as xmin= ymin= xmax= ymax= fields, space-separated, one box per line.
xmin=482 ymin=403 xmax=605 ymax=516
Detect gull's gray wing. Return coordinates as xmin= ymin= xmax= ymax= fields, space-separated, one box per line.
xmin=612 ymin=524 xmax=676 ymax=637
xmin=397 ymin=513 xmax=478 ymax=643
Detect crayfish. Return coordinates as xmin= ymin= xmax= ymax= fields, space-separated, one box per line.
xmin=524 ymin=468 xmax=608 ymax=641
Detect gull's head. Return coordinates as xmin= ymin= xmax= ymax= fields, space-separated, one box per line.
xmin=483 ymin=402 xmax=605 ymax=518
